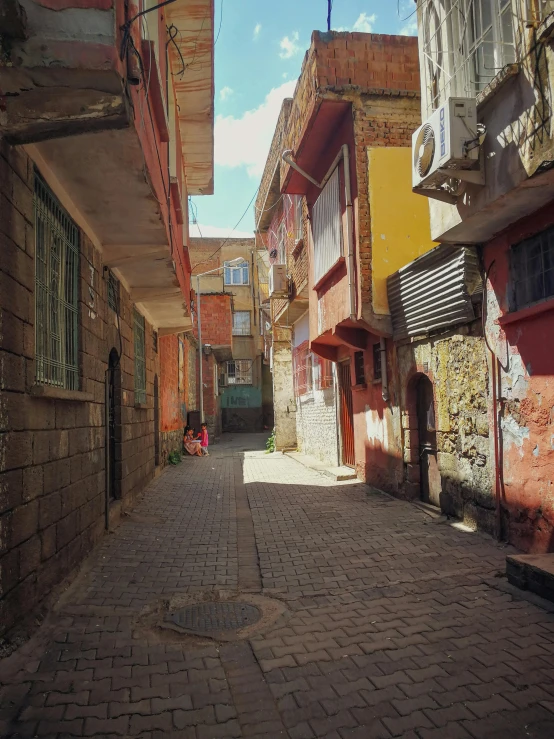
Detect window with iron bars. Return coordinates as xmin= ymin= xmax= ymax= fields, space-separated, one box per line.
xmin=34 ymin=170 xmax=80 ymax=390
xmin=233 ymin=311 xmax=251 ymax=336
xmin=226 ymin=359 xmax=252 ymax=385
xmin=294 ymin=196 xmax=304 ymax=244
xmin=107 ymin=270 xmax=120 ymax=313
xmin=134 ymin=308 xmax=147 ymax=404
xmin=354 ymin=351 xmax=366 ymax=385
xmin=293 ymin=341 xmax=313 ymax=396
xmin=421 ymin=0 xmax=518 ymax=115
xmin=510 ymin=224 xmax=554 ymax=310
xmin=373 ymin=343 xmax=382 ymax=382
xmin=314 ymin=355 xmax=334 ymax=390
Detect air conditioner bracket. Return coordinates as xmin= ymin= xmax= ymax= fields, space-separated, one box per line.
xmin=412 ymin=186 xmax=458 ymax=205
xmin=437 ymin=167 xmax=485 ymax=186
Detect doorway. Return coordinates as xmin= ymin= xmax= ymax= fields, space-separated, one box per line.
xmin=153 ymin=374 xmax=160 ymax=467
xmin=416 ymin=375 xmax=441 ymax=507
xmin=107 ymin=348 xmax=120 ymax=500
xmin=338 ymin=360 xmax=355 ymax=468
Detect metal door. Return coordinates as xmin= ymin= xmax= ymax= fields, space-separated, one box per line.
xmin=338 ymin=360 xmax=355 ymax=468
xmin=416 ymin=375 xmax=441 ymax=507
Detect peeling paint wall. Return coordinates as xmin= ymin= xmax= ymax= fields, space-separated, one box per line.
xmin=484 ymin=202 xmax=554 ymax=553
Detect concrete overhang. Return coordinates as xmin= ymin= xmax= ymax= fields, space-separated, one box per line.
xmin=167 ymin=0 xmax=215 ymax=196
xmin=429 ymin=167 xmax=554 ymax=244
xmin=211 ymin=344 xmax=233 ymax=363
xmin=282 ymin=98 xmax=351 ymax=196
xmin=256 ymin=163 xmax=281 ymax=233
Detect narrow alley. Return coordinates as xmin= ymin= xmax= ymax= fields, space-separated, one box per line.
xmin=2 ymin=434 xmax=554 ymax=739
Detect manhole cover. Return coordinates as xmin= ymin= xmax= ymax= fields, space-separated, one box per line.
xmin=168 ymin=602 xmax=261 ymax=633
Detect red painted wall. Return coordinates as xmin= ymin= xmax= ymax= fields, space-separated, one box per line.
xmin=484 ymin=202 xmax=554 ymax=553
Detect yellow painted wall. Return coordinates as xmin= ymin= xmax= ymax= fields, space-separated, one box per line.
xmin=368 ymin=147 xmax=437 ymax=315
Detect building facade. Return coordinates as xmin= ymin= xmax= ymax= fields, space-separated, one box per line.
xmin=189 ymin=237 xmax=271 ymax=435
xmin=412 ymin=0 xmax=554 ymax=552
xmin=260 ymin=31 xmax=438 ymax=477
xmin=0 ymin=0 xmax=214 ymax=635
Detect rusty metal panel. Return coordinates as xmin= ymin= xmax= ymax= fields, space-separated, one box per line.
xmin=387 ymin=244 xmax=483 ymax=340
xmin=312 ymin=167 xmax=342 ymax=283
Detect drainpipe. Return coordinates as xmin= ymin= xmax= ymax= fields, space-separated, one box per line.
xmin=491 ymin=349 xmax=502 ymax=540
xmin=342 ymin=144 xmax=356 ymax=322
xmin=281 ymin=147 xmax=356 ymax=321
xmin=380 ymin=337 xmax=389 ymax=402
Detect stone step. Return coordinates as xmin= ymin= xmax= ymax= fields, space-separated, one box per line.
xmin=506 ymin=554 xmax=554 ymax=603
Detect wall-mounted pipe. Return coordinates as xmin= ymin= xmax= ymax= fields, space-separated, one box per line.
xmin=281 ymin=147 xmax=356 ymax=321
xmin=380 ymin=337 xmax=389 ymax=402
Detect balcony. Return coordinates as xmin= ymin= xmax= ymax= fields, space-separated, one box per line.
xmin=0 ymin=0 xmax=214 ymax=335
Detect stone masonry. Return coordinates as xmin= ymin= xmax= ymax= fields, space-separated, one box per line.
xmin=1 ymin=433 xmax=554 ymax=738
xmin=0 ymin=143 xmax=159 ymax=636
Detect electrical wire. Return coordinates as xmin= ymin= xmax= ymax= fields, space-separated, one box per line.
xmin=214 ymin=0 xmax=224 ymax=46
xmin=191 ymin=187 xmax=259 ymax=272
xmin=167 ymin=23 xmax=186 ymax=77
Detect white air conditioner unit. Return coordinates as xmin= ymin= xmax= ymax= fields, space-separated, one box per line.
xmin=268 ymin=264 xmax=288 ymax=299
xmin=412 ymin=97 xmax=484 ymax=203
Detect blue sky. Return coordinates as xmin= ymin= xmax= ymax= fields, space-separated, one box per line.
xmin=188 ymin=0 xmax=417 ymax=238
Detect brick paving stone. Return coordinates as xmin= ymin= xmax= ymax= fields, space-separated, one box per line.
xmin=1 ymin=435 xmax=554 ymax=738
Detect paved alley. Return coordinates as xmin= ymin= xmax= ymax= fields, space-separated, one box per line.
xmin=1 ymin=434 xmax=554 ymax=739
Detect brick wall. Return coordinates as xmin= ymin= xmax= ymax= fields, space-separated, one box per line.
xmin=0 ymin=143 xmax=158 ymax=636
xmin=159 ymin=334 xmax=180 ymax=432
xmin=199 ymin=294 xmax=232 ymax=347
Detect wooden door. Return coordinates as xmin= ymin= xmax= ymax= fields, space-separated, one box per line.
xmin=416 ymin=375 xmax=441 ymax=507
xmin=338 ymin=361 xmax=355 ymax=468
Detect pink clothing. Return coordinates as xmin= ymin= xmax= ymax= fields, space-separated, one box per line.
xmin=200 ymin=429 xmax=209 ymax=447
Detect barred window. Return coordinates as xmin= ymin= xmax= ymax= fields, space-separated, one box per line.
xmin=233 ymin=311 xmax=251 ymax=336
xmin=34 ymin=171 xmax=80 ymax=390
xmin=354 ymin=351 xmax=365 ymax=385
xmin=107 ymin=270 xmax=120 ymax=312
xmin=373 ymin=343 xmax=382 ymax=382
xmin=134 ymin=309 xmax=147 ymax=404
xmin=226 ymin=359 xmax=252 ymax=385
xmin=511 ymin=226 xmax=554 ymax=310
xmin=314 ymin=355 xmax=334 ymax=390
xmin=293 ymin=341 xmax=313 ymax=396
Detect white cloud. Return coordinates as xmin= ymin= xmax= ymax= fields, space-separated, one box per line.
xmin=279 ymin=31 xmax=301 ymax=59
xmin=190 ymin=223 xmax=254 ymax=239
xmin=219 ymin=86 xmax=233 ymax=101
xmin=399 ymin=1 xmax=418 ymax=35
xmin=334 ymin=12 xmax=377 ymax=33
xmin=282 ymin=72 xmax=288 ymax=79
xmin=215 ymin=79 xmax=297 ymax=178
xmin=253 ymin=22 xmax=261 ymax=40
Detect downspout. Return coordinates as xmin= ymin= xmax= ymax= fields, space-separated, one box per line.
xmin=341 ymin=144 xmax=356 ymax=322
xmin=281 ymin=147 xmax=356 ymax=321
xmin=380 ymin=338 xmax=389 ymax=402
xmin=104 ymin=369 xmax=110 ymax=531
xmin=482 ymin=258 xmax=502 ymax=541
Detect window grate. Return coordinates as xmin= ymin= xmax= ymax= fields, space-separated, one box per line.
xmin=354 ymin=351 xmax=365 ymax=385
xmin=34 ymin=170 xmax=80 ymax=390
xmin=511 ymin=225 xmax=554 ymax=310
xmin=153 ymin=330 xmax=158 ymax=353
xmin=134 ymin=308 xmax=147 ymax=404
xmin=107 ymin=270 xmax=120 ymax=312
xmin=373 ymin=343 xmax=382 ymax=382
xmin=233 ymin=311 xmax=251 ymax=336
xmin=226 ymin=359 xmax=252 ymax=385
xmin=293 ymin=341 xmax=313 ymax=396
xmin=312 ymin=166 xmax=343 ymax=283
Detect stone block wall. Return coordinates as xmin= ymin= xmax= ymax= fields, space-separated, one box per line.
xmin=296 ymin=387 xmax=339 ymax=467
xmin=397 ymin=325 xmax=494 ymax=534
xmin=0 ymin=142 xmax=158 ymax=636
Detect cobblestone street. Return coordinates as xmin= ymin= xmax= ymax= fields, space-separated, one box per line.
xmin=2 ymin=434 xmax=554 ymax=739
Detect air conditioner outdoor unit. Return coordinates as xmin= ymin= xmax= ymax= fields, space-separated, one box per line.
xmin=269 ymin=264 xmax=288 ymax=299
xmin=412 ymin=97 xmax=484 ymax=203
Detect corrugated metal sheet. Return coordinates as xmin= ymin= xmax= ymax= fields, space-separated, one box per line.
xmin=387 ymin=245 xmax=483 ymax=340
xmin=312 ymin=167 xmax=342 ymax=283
